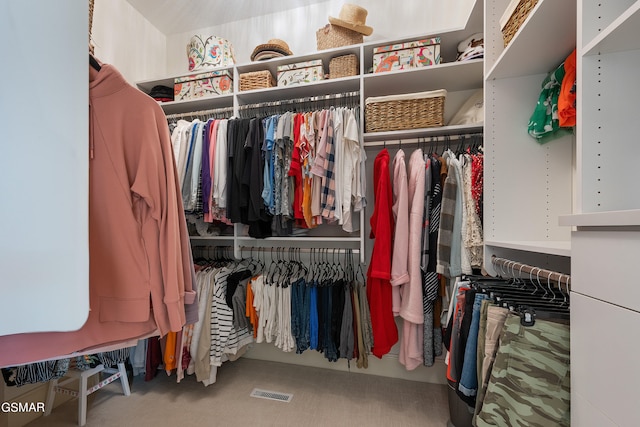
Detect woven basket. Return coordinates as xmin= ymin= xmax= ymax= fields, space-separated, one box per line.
xmin=316 ymin=24 xmax=363 ymax=50
xmin=239 ymin=70 xmax=276 ymax=91
xmin=89 ymin=0 xmax=95 ymax=53
xmin=329 ymin=54 xmax=358 ymax=79
xmin=365 ymin=92 xmax=445 ymax=133
xmin=501 ymin=0 xmax=539 ymax=47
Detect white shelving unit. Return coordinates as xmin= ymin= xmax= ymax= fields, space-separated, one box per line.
xmin=486 ymin=1 xmax=640 ymax=425
xmin=483 ymin=0 xmax=576 ymax=276
xmin=137 ymin=1 xmax=484 ymax=264
xmin=561 ymin=2 xmax=640 ymax=426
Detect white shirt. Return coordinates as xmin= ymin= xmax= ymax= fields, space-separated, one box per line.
xmin=213 ymin=119 xmax=228 ymax=208
xmin=342 ymin=109 xmax=361 ymax=231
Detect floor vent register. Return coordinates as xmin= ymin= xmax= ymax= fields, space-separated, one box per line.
xmin=249 ymin=388 xmax=294 ymax=403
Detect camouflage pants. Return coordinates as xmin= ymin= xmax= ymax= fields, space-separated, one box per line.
xmin=475 ymin=313 xmax=570 ymax=427
xmin=474 ymin=304 xmax=510 ymax=424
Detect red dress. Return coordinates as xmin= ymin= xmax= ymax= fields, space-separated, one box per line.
xmin=367 ymin=148 xmax=398 ymax=358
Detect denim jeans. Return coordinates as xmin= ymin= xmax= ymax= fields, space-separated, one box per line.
xmin=458 ymin=293 xmax=489 ymax=398
xmin=309 ymin=284 xmax=318 ymax=350
xmin=291 ymin=278 xmax=307 ymax=354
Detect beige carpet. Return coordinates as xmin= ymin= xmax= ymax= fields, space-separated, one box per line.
xmin=27 ymin=358 xmax=449 ymax=427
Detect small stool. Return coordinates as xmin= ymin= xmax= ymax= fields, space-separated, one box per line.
xmin=44 ymin=362 xmax=130 ymax=426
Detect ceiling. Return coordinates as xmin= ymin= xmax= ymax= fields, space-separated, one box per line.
xmin=125 ymin=0 xmax=329 ymax=35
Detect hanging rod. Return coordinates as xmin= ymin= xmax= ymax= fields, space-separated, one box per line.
xmin=238 ymin=91 xmax=360 ymax=112
xmin=363 ymin=132 xmax=483 ymax=148
xmin=491 ymin=255 xmax=571 ymax=291
xmin=165 ymin=106 xmax=235 ymax=120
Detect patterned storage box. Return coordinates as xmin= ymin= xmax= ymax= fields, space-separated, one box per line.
xmin=277 ymin=60 xmax=325 ymax=87
xmin=373 ymin=37 xmax=441 ymax=73
xmin=187 ymin=35 xmax=236 ymax=71
xmin=174 ymin=70 xmax=233 ymax=101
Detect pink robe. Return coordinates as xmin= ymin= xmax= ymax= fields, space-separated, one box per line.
xmin=390 ymin=149 xmax=410 ymax=315
xmin=399 ymin=149 xmax=426 ymax=370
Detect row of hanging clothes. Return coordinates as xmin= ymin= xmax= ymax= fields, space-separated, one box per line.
xmin=166 ymin=93 xmax=366 ymax=239
xmin=445 ymin=257 xmax=571 ymax=427
xmin=366 ymin=135 xmax=485 ymax=370
xmin=131 ymin=247 xmax=374 ymax=386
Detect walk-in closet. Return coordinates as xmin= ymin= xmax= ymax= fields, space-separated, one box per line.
xmin=1 ymin=0 xmax=638 ymax=426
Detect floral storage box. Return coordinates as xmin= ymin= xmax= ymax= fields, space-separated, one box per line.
xmin=187 ymin=35 xmax=236 ymax=71
xmin=373 ymin=37 xmax=441 ymax=73
xmin=174 ymin=70 xmax=233 ymax=101
xmin=277 ymin=60 xmax=325 ymax=87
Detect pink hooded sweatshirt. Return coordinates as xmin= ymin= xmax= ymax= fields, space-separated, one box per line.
xmin=0 ymin=63 xmax=195 ymax=367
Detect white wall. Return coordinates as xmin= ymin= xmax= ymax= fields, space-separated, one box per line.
xmin=92 ymin=0 xmax=167 ymax=83
xmin=165 ymin=0 xmax=476 ymax=76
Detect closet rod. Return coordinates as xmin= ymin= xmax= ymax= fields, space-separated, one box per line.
xmin=491 ymin=255 xmax=571 ymax=290
xmin=237 ymin=91 xmax=360 ymax=112
xmin=165 ymin=106 xmax=235 ymax=120
xmin=363 ymin=132 xmax=483 ymax=148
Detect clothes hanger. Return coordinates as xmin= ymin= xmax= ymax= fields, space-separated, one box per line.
xmin=456 ymin=135 xmax=465 ymax=155
xmin=510 ymin=270 xmax=570 ymax=325
xmin=491 ymin=267 xmax=570 ymax=310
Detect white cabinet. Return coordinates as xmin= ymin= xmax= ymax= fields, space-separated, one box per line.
xmin=571 ymin=292 xmax=640 ymax=426
xmin=483 ymin=0 xmax=576 ymax=275
xmin=561 ymin=2 xmax=640 ymax=425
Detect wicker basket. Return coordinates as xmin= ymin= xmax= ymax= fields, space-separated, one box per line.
xmin=89 ymin=0 xmax=95 ymax=53
xmin=329 ymin=54 xmax=359 ymax=79
xmin=239 ymin=70 xmax=276 ymax=91
xmin=316 ymin=24 xmax=363 ymax=50
xmin=365 ymin=90 xmax=446 ymax=133
xmin=501 ymin=0 xmax=539 ymax=47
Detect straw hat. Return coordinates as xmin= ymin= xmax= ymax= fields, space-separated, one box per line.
xmin=328 ymin=4 xmax=373 ymax=36
xmin=251 ymin=39 xmax=293 ymax=61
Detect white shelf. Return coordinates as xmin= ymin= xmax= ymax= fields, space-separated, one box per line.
xmin=136 ymin=65 xmax=234 ymax=93
xmin=235 ymin=44 xmax=361 ymax=76
xmin=583 ymin=1 xmax=640 ymax=55
xmin=363 ymin=123 xmax=483 ymax=143
xmin=559 ymin=209 xmax=640 ymax=227
xmin=363 ymin=59 xmax=483 ymax=97
xmin=189 ymin=235 xmax=235 ymax=241
xmin=486 ymin=0 xmax=576 ymax=80
xmin=234 ymin=236 xmax=363 ymax=259
xmin=236 ymin=236 xmax=361 ymax=243
xmin=485 ymin=240 xmax=571 ymax=257
xmin=159 ymin=94 xmax=234 ymax=115
xmin=236 ymin=76 xmax=360 ymax=105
